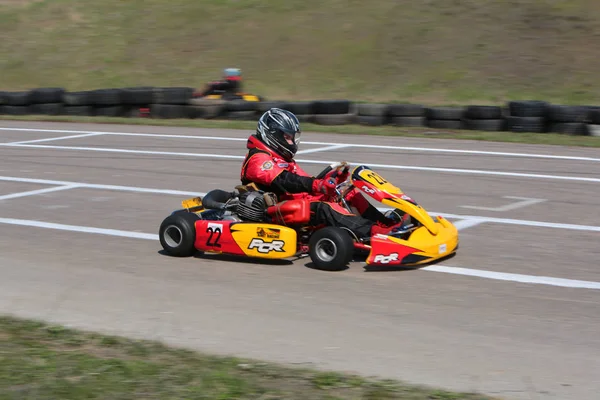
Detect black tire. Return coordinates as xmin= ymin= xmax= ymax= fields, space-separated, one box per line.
xmin=389 ymin=116 xmax=425 ymax=127
xmin=465 ymin=105 xmax=503 ymax=120
xmin=425 ymin=107 xmax=465 ymax=120
xmin=295 ymin=114 xmax=314 ymax=123
xmin=356 ymin=103 xmax=388 ymax=117
xmin=29 ymin=88 xmax=65 ymax=104
xmin=5 ymin=91 xmax=31 ymax=106
xmin=590 ymin=109 xmax=600 ymax=125
xmin=280 ymin=101 xmax=314 ymax=115
xmin=308 ymin=227 xmax=354 ymax=271
xmin=94 ymin=105 xmax=126 ymax=117
xmin=313 ymin=100 xmax=351 ymax=115
xmin=64 ymin=106 xmax=94 ymax=117
xmin=505 ymin=116 xmax=546 ymax=133
xmin=257 ymin=100 xmax=286 ymax=113
xmin=159 ymin=212 xmax=200 ymax=257
xmin=549 ymin=122 xmax=590 ymax=136
xmin=225 ymin=100 xmax=258 ymax=112
xmin=121 ymin=87 xmax=155 ymax=105
xmin=507 ymin=100 xmax=548 ymax=118
xmin=153 ymin=87 xmax=195 ymax=105
xmin=547 ymin=105 xmax=590 ymax=123
xmin=150 ymin=104 xmax=188 ymax=119
xmin=387 ymin=103 xmax=424 ymax=117
xmin=426 ymin=119 xmax=464 ymax=129
xmin=28 ymin=103 xmax=64 ymax=115
xmin=0 ymin=105 xmax=28 ymax=115
xmin=463 ymin=118 xmax=506 ymax=131
xmin=62 ymin=91 xmax=94 ymax=106
xmin=91 ymin=89 xmax=123 ymax=106
xmin=224 ymin=110 xmax=258 ymax=120
xmin=313 ymin=113 xmax=355 ymax=125
xmin=357 ymin=115 xmax=386 ymax=126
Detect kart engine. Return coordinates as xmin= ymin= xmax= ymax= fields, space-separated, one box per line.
xmin=236 ymin=190 xmax=275 ymax=221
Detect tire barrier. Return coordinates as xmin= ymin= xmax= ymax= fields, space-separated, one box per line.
xmin=0 ymin=87 xmax=599 ymax=136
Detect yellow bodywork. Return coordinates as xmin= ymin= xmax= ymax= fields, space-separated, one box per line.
xmin=230 ymin=223 xmax=298 ymax=259
xmin=182 ymin=196 xmax=203 ymax=210
xmin=202 ymin=93 xmax=260 ymax=102
xmin=354 ymin=167 xmax=442 ymax=236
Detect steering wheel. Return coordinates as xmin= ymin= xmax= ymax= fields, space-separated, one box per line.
xmin=315 ymin=162 xmax=349 ymax=180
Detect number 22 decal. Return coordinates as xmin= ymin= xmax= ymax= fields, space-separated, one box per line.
xmin=367 ymin=172 xmax=387 ymax=185
xmin=206 ymin=224 xmax=222 ymax=247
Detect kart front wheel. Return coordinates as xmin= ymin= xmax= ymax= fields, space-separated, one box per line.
xmin=159 ymin=212 xmax=200 ymax=257
xmin=308 ymin=227 xmax=354 ymax=271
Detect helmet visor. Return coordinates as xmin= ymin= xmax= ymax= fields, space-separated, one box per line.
xmin=283 ymin=130 xmax=301 ymax=146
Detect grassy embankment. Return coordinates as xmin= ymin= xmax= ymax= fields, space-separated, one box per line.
xmin=1 ymin=315 xmax=497 ymax=399
xmin=2 ymin=0 xmax=600 ymax=105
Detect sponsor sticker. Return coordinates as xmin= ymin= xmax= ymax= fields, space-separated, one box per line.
xmin=261 ymin=161 xmax=274 ymax=171
xmin=373 ymin=253 xmax=399 ymax=264
xmin=439 ymin=243 xmax=447 ymax=254
xmin=248 ymin=238 xmax=285 ymax=254
xmin=256 ymin=227 xmax=281 ymax=239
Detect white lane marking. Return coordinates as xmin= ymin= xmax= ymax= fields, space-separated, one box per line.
xmin=423 ymin=265 xmax=600 ymax=290
xmin=5 ymin=132 xmax=105 ymax=145
xmin=3 ymin=143 xmax=599 ymax=184
xmin=0 ymin=185 xmax=79 ymax=201
xmin=0 ymin=217 xmax=158 ymax=240
xmin=0 ymin=176 xmax=202 ymax=196
xmin=1 ymin=174 xmax=598 ymax=233
xmin=2 ymin=127 xmax=600 ymax=162
xmin=430 ymin=211 xmax=600 ymax=233
xmin=0 ymin=216 xmax=598 ymax=290
xmin=296 ymin=144 xmax=351 ymax=155
xmin=460 ymin=196 xmax=547 ymax=212
xmin=452 ymin=219 xmax=486 ymax=230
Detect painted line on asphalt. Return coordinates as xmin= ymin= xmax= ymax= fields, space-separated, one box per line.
xmin=0 ymin=216 xmax=597 ymax=290
xmin=0 ymin=217 xmax=158 ymax=240
xmin=451 ymin=219 xmax=486 ymax=231
xmin=3 ymin=143 xmax=599 ymax=184
xmin=1 ymin=174 xmax=599 ymax=232
xmin=422 ymin=265 xmax=600 ymax=290
xmin=0 ymin=185 xmax=80 ymax=201
xmin=296 ymin=144 xmax=351 ymax=154
xmin=2 ymin=126 xmax=600 ymax=162
xmin=6 ymin=132 xmax=105 ymax=145
xmin=0 ymin=175 xmax=202 ymax=196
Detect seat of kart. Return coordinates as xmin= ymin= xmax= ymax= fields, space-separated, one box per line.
xmin=266 ymin=199 xmax=311 ymax=225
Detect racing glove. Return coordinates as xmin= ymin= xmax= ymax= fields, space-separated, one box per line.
xmin=311 ymin=178 xmax=337 ymax=196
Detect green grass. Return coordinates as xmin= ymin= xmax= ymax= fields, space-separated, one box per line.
xmin=1 ymin=0 xmax=600 ymax=105
xmin=0 ymin=315 xmax=498 ymax=399
xmin=2 ymin=114 xmax=600 ymax=147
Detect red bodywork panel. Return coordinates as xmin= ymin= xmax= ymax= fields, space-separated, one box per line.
xmin=366 ymin=235 xmax=420 ymax=265
xmin=194 ymin=220 xmax=245 ymax=255
xmin=267 ymin=199 xmax=311 ymax=225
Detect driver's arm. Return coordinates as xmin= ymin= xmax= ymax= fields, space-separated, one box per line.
xmin=244 ymin=154 xmax=317 ymax=194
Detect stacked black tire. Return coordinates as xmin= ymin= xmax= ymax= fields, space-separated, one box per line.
xmin=463 ymin=106 xmax=505 ymax=131
xmin=546 ymin=105 xmax=591 ymax=136
xmin=312 ymin=100 xmax=354 ymax=125
xmin=387 ymin=104 xmax=425 ymax=127
xmin=505 ymin=101 xmax=548 ymax=133
xmin=425 ymin=107 xmax=465 ymax=129
xmin=355 ymin=103 xmax=388 ymax=126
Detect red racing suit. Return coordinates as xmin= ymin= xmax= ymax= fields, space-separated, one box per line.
xmin=240 ymin=135 xmax=393 ymax=238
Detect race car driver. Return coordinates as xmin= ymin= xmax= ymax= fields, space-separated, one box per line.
xmin=194 ymin=67 xmax=242 ymax=98
xmin=240 ymin=108 xmax=407 ymax=239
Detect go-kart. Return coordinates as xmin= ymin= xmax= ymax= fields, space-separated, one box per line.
xmin=158 ymin=164 xmax=459 ymax=271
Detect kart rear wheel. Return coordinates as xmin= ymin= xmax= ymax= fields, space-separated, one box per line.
xmin=159 ymin=212 xmax=200 ymax=257
xmin=308 ymin=227 xmax=354 ymax=271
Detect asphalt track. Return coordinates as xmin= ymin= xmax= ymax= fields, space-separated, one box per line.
xmin=0 ymin=120 xmax=599 ymax=399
